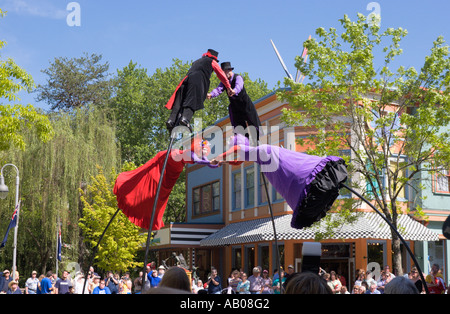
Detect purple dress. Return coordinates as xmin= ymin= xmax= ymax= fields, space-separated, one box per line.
xmin=225 ymin=134 xmax=348 ymax=229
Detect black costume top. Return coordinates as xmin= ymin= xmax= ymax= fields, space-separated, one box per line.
xmin=227 ymin=74 xmax=262 ymax=139
xmin=165 ymin=52 xmax=230 ymax=112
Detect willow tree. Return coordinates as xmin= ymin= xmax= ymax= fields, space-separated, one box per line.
xmin=279 ymin=14 xmax=450 ymax=275
xmin=0 ymin=108 xmax=120 ymax=276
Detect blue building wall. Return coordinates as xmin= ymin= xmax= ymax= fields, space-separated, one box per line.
xmin=186 ymin=164 xmax=224 ymax=224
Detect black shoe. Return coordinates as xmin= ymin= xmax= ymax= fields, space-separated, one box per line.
xmin=179 ymin=117 xmax=193 ymax=132
xmin=166 ymin=119 xmax=175 ymax=131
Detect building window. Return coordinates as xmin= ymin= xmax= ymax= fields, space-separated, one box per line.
xmin=435 ymin=169 xmax=450 ymax=194
xmin=232 ymin=171 xmax=241 ymax=210
xmin=192 ymin=181 xmax=220 ymax=217
xmin=245 ymin=167 xmax=255 ymax=207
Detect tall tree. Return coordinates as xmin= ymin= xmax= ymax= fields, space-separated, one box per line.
xmin=79 ymin=164 xmax=146 ymax=273
xmin=279 ymin=14 xmax=450 ymax=275
xmin=35 ymin=53 xmax=111 ymax=111
xmin=0 ymin=109 xmax=120 ymax=276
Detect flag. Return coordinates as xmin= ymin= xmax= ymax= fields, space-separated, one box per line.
xmin=0 ymin=201 xmax=20 ymax=249
xmin=57 ymin=224 xmax=62 ymax=262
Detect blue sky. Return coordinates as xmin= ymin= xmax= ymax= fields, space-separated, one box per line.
xmin=1 ymin=0 xmax=450 ymax=111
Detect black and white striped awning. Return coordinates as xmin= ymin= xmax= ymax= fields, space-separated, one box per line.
xmin=170 ymin=226 xmax=222 ymax=246
xmin=199 ymin=213 xmax=440 ymax=247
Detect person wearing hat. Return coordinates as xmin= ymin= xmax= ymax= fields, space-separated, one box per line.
xmin=7 ymin=280 xmax=21 ymax=294
xmin=157 ymin=265 xmax=165 ymax=279
xmin=25 ymin=270 xmax=39 ymax=294
xmin=165 ymin=49 xmax=234 ymax=132
xmin=0 ymin=270 xmax=12 ymax=293
xmin=207 ymin=62 xmax=262 ymax=142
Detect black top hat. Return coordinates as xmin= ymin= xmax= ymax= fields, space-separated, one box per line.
xmin=221 ymin=62 xmax=234 ymax=71
xmin=207 ymin=49 xmax=219 ymax=58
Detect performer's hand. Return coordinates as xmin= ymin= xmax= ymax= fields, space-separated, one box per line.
xmin=210 ymin=159 xmax=219 ymax=165
xmin=207 ymin=93 xmax=212 ymax=100
xmin=227 ymin=88 xmax=235 ymax=97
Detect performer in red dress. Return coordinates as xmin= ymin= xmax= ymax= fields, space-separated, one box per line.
xmin=113 ymin=138 xmax=216 ymax=230
xmin=165 ymin=49 xmax=234 ymax=132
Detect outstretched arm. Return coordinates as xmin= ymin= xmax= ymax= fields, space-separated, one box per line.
xmin=211 ymin=145 xmax=244 ymax=166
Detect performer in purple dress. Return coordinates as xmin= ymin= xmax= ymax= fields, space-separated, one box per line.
xmin=212 ymin=134 xmax=348 ymax=229
xmin=207 ymin=62 xmax=262 ymax=141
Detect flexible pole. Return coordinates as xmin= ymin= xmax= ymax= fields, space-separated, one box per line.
xmin=257 ymin=138 xmax=284 ymax=294
xmin=82 ymin=208 xmax=121 ymax=294
xmin=260 ymin=172 xmax=284 ymax=293
xmin=341 ymin=183 xmax=429 ymax=294
xmin=141 ymin=114 xmax=183 ymax=291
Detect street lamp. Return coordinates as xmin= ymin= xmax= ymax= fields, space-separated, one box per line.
xmin=0 ymin=164 xmax=20 ymax=281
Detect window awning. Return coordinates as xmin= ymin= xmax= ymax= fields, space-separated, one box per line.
xmin=199 ymin=213 xmax=440 ymax=247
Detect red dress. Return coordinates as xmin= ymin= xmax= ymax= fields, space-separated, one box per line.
xmin=113 ymin=139 xmax=213 ymax=230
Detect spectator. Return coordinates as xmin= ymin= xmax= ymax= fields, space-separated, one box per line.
xmin=133 ymin=271 xmax=143 ymax=294
xmin=352 ymin=284 xmax=361 ymax=294
xmin=283 ymin=265 xmax=295 ymax=289
xmin=148 ymin=269 xmax=161 ymax=288
xmin=7 ymin=281 xmax=21 ymax=294
xmin=359 ymin=285 xmax=366 ymax=294
xmin=25 ymin=270 xmax=39 ymax=294
xmin=365 ymin=270 xmax=377 ymax=288
xmin=157 ymin=265 xmax=165 ymax=278
xmin=328 ymin=271 xmax=342 ymax=294
xmin=376 ymin=271 xmax=388 ymax=294
xmin=426 ymin=263 xmax=446 ymax=294
xmin=0 ymin=270 xmax=12 ymax=293
xmin=123 ymin=272 xmax=133 ymax=292
xmin=89 ymin=275 xmax=100 ymax=294
xmin=383 ymin=265 xmax=395 ymax=279
xmin=340 ymin=286 xmax=350 ymax=294
xmin=248 ymin=266 xmax=263 ymax=294
xmin=92 ymin=279 xmax=111 ymax=294
xmin=54 ymin=270 xmax=72 ymax=294
xmin=236 ymin=272 xmax=250 ymax=294
xmin=206 ymin=267 xmax=222 ymax=294
xmin=261 ymin=270 xmax=273 ymax=294
xmin=192 ymin=279 xmax=205 ymax=294
xmin=227 ymin=270 xmax=241 ymax=294
xmin=143 ymin=265 xmax=151 ymax=292
xmin=272 ymin=270 xmax=285 ymax=294
xmin=74 ymin=272 xmax=88 ymax=294
xmin=159 ymin=266 xmax=191 ymax=293
xmin=40 ymin=271 xmax=54 ymax=294
xmin=409 ymin=267 xmax=424 ymax=294
xmin=105 ymin=271 xmax=118 ymax=294
xmin=384 ymin=276 xmax=418 ymax=294
xmin=285 ymin=272 xmax=332 ymax=294
xmin=354 ymin=269 xmax=365 ymax=287
xmin=37 ymin=274 xmax=44 ymax=294
xmin=366 ymin=282 xmax=381 ymax=294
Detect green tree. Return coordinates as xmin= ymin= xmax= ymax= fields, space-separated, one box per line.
xmin=35 ymin=53 xmax=111 ymax=111
xmin=279 ymin=14 xmax=450 ymax=275
xmin=0 ymin=108 xmax=120 ymax=277
xmin=79 ymin=164 xmax=146 ymax=273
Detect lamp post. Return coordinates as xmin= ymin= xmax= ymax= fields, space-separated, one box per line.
xmin=0 ymin=164 xmax=20 ymax=280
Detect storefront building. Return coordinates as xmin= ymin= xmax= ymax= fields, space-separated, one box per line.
xmin=152 ymin=90 xmax=448 ymax=288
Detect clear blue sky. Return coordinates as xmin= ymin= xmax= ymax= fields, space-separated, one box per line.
xmin=1 ymin=0 xmax=450 ymax=111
